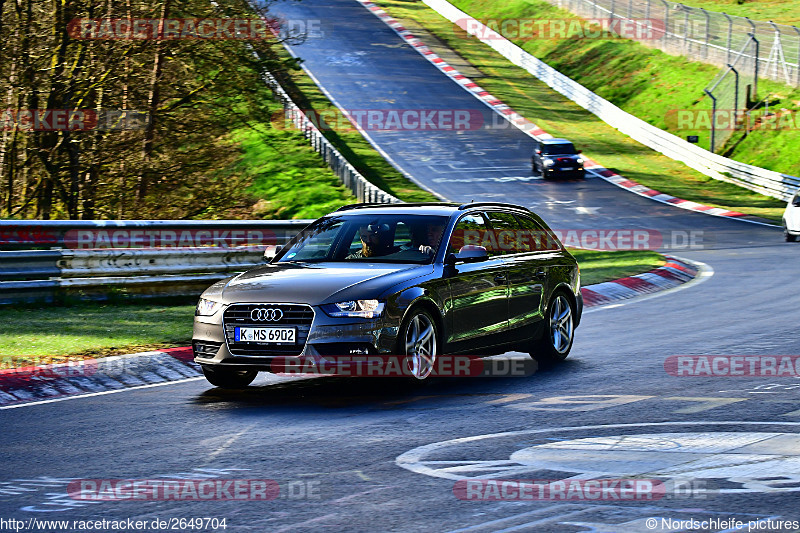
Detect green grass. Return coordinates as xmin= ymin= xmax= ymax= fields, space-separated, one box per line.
xmin=233 ymin=126 xmax=357 ymax=219
xmin=0 ymin=303 xmax=196 ymax=364
xmin=372 ymin=0 xmax=792 ymax=221
xmin=570 ymin=248 xmax=666 ymax=285
xmin=271 ymin=51 xmax=441 ymax=203
xmin=659 ymin=0 xmax=800 ymax=25
xmin=0 ymin=249 xmax=663 ymax=364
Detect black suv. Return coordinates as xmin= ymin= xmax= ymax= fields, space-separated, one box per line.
xmin=193 ymin=202 xmax=582 ymax=387
xmin=532 ymin=138 xmax=586 ymax=179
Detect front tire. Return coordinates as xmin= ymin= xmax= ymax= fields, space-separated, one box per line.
xmin=201 ymin=366 xmax=258 ymax=388
xmin=529 ymin=292 xmax=575 ymax=364
xmin=784 ymin=223 xmax=797 ymax=242
xmin=398 ymin=309 xmax=438 ymax=380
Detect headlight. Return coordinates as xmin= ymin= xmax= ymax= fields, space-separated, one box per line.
xmin=196 ymin=298 xmax=224 ymax=316
xmin=543 ymin=159 xmax=554 ymax=167
xmin=322 ymin=300 xmax=385 ymax=318
xmin=576 ymin=158 xmax=584 ymax=164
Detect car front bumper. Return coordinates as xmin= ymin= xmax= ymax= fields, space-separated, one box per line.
xmin=192 ymin=305 xmax=402 ymax=370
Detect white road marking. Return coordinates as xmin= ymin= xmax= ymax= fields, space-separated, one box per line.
xmin=397 ymin=421 xmax=800 ymax=495
xmin=0 ymin=377 xmax=206 ymax=410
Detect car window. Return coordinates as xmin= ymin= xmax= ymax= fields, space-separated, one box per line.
xmin=542 ymin=143 xmax=577 ymax=155
xmin=277 ymin=214 xmax=448 ymax=264
xmin=485 ymin=211 xmax=519 ymax=256
xmin=448 ymin=213 xmax=494 ymax=255
xmin=516 ymin=215 xmax=562 ymax=251
xmin=280 ymin=220 xmax=345 ymax=262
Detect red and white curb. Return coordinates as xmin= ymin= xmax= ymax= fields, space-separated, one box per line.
xmin=581 ymin=255 xmax=702 ymax=308
xmin=0 ymin=257 xmax=702 ymax=408
xmin=356 ymin=0 xmax=749 ymax=221
xmin=0 ymin=347 xmax=201 ymax=409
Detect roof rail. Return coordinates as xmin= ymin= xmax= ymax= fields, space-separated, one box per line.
xmin=457 ymin=202 xmax=531 ymax=211
xmin=335 ymin=202 xmax=460 ymax=212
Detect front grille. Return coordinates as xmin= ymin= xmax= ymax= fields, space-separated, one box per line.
xmin=223 ymin=303 xmax=314 ymax=356
xmin=193 ymin=340 xmax=222 ymax=359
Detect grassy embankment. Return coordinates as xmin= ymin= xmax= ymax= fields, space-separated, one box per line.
xmin=374 ymin=0 xmax=793 ymax=221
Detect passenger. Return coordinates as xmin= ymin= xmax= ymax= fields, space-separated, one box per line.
xmin=346 ymin=223 xmax=399 ymax=259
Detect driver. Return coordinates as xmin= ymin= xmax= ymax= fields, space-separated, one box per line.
xmin=346 ymin=223 xmax=399 ymax=259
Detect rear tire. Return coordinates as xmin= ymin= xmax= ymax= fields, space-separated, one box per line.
xmin=202 ymin=366 xmax=258 ymax=388
xmin=529 ymin=291 xmax=575 ymax=364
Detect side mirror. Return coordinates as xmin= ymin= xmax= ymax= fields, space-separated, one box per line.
xmin=793 ymin=198 xmax=800 ymax=207
xmin=264 ymin=245 xmax=282 ymax=261
xmin=446 ymin=245 xmax=489 ymax=265
xmin=535 ymin=149 xmax=542 ymax=155
xmin=577 ymin=149 xmax=582 ymax=153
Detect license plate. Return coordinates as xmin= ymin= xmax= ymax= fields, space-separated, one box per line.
xmin=560 ymin=167 xmax=574 ymax=171
xmin=235 ymin=327 xmax=296 ymax=343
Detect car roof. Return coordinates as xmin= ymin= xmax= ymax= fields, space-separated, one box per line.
xmin=332 ymin=202 xmax=533 ymax=217
xmin=540 ymin=138 xmax=573 ymax=144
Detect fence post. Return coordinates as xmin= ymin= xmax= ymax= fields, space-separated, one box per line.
xmin=723 ymin=13 xmax=732 ymax=65
xmin=645 ymin=0 xmax=650 ymax=23
xmin=627 ymin=0 xmax=633 ymax=20
xmin=729 ymin=64 xmax=739 ymax=128
xmin=661 ymin=0 xmax=669 ymax=47
xmin=701 ymin=8 xmax=710 ymax=58
xmin=704 ymin=89 xmax=717 ymax=152
xmin=749 ymin=32 xmax=759 ymax=99
xmin=682 ymin=6 xmax=690 ymax=53
xmin=794 ymin=26 xmax=800 ymax=86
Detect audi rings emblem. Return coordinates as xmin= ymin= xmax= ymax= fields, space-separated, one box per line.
xmin=250 ymin=308 xmax=283 ymax=322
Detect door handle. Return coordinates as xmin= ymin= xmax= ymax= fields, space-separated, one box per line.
xmin=534 ymin=268 xmax=546 ymax=279
xmin=494 ymin=274 xmax=507 ymax=284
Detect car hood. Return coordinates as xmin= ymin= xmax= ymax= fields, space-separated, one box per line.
xmin=212 ymin=262 xmax=434 ymax=305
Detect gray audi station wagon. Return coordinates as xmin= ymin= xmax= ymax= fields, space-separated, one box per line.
xmin=193 ymin=202 xmax=582 ymax=388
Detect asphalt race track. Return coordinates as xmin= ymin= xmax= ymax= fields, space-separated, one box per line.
xmin=2 ymin=0 xmax=799 ymax=531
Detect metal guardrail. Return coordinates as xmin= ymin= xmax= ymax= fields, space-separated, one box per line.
xmin=0 ymin=220 xmax=314 ymax=304
xmin=263 ymin=72 xmax=402 ymax=205
xmin=424 ymin=0 xmax=800 ymax=201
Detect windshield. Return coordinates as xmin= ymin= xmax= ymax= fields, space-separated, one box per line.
xmin=276 ymin=214 xmax=449 ymax=264
xmin=542 ymin=143 xmax=577 ymax=155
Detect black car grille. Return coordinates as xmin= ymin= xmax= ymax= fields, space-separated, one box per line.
xmin=193 ymin=340 xmax=222 ymax=359
xmin=223 ymin=304 xmax=314 ymax=356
